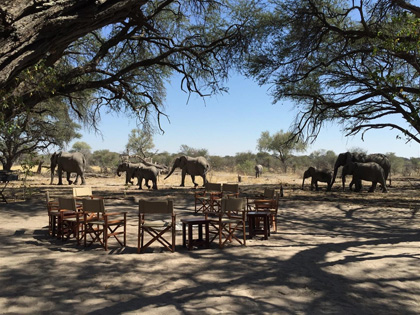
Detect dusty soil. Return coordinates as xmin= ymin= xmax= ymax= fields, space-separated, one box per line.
xmin=0 ymin=170 xmax=419 ymax=314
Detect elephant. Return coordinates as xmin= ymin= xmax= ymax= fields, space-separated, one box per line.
xmin=302 ymin=166 xmax=333 ymax=191
xmin=164 ymin=155 xmax=210 ymax=187
xmin=331 ymin=152 xmax=391 ymax=188
xmin=342 ymin=162 xmax=388 ymax=193
xmin=116 ymin=162 xmax=144 ymax=185
xmin=133 ymin=165 xmax=159 ymax=190
xmin=255 ymin=164 xmax=263 ymax=178
xmin=50 ymin=151 xmax=86 ymax=185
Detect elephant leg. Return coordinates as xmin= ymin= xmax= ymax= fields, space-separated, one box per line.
xmin=73 ymin=174 xmax=79 ymax=185
xmin=315 ymin=181 xmax=319 ymax=191
xmin=354 ymin=179 xmax=362 ymax=192
xmin=152 ymin=180 xmax=158 ymax=190
xmin=57 ymin=169 xmax=63 ymax=185
xmin=326 ymin=184 xmax=331 ymax=192
xmin=180 ymin=170 xmax=186 ymax=187
xmin=202 ymin=174 xmax=207 ymax=186
xmin=310 ymin=178 xmax=314 ymax=191
xmin=138 ymin=177 xmax=143 ymax=189
xmin=145 ymin=179 xmax=151 ymax=189
xmin=381 ymin=181 xmax=388 ymax=193
xmin=368 ymin=182 xmax=377 ymax=193
xmin=190 ymin=175 xmax=198 ymax=188
xmin=349 ymin=179 xmax=355 ymax=191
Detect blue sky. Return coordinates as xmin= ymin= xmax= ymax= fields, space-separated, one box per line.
xmin=71 ymin=74 xmax=420 ymax=159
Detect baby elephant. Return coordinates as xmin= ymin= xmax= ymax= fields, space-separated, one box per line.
xmin=133 ymin=165 xmax=159 ymax=190
xmin=342 ymin=162 xmax=387 ymax=193
xmin=302 ymin=167 xmax=333 ymax=191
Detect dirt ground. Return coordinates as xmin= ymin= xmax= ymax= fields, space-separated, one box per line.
xmin=0 ymin=170 xmax=419 ymax=314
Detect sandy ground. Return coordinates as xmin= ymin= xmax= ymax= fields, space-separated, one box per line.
xmin=0 ymin=171 xmax=419 ymax=314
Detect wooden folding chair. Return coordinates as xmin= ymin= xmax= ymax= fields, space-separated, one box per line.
xmin=46 ymin=191 xmax=60 ymax=237
xmin=254 ymin=192 xmax=280 ymax=232
xmin=194 ymin=183 xmax=222 ymax=213
xmin=205 ymin=197 xmax=246 ymax=248
xmin=58 ymin=197 xmax=81 ymax=242
xmin=246 ymin=187 xmax=276 ymax=211
xmin=83 ymin=198 xmax=127 ymax=250
xmin=138 ymin=199 xmax=176 ymax=253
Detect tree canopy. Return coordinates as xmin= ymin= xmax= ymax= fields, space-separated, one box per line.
xmin=240 ymin=0 xmax=420 ymax=144
xmin=125 ymin=129 xmax=155 ymax=157
xmin=0 ymin=0 xmax=244 ymax=132
xmin=257 ymin=130 xmax=307 ymax=171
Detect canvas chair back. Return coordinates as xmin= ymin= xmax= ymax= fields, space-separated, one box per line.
xmin=263 ymin=188 xmax=275 ymax=199
xmin=222 ymin=184 xmax=239 ymax=197
xmin=139 ymin=199 xmax=174 ymax=214
xmin=58 ymin=197 xmax=77 ymax=212
xmin=204 ymin=182 xmax=222 ymax=193
xmin=73 ymin=187 xmax=93 ymax=198
xmin=82 ymin=198 xmax=105 ymax=215
xmin=221 ymin=197 xmax=246 ymax=215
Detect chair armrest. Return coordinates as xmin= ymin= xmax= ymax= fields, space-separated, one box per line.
xmin=104 ymin=211 xmax=127 ymax=217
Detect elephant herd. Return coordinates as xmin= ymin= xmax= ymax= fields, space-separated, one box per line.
xmin=302 ymin=152 xmax=391 ymax=193
xmin=50 ymin=152 xmax=210 ymax=190
xmin=49 ymin=150 xmax=390 ymax=193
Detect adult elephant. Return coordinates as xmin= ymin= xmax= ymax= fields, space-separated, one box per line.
xmin=164 ymin=155 xmax=210 ymax=187
xmin=342 ymin=162 xmax=387 ymax=193
xmin=331 ymin=152 xmax=391 ymax=188
xmin=133 ymin=165 xmax=159 ymax=190
xmin=302 ymin=166 xmax=333 ymax=191
xmin=255 ymin=164 xmax=263 ymax=178
xmin=50 ymin=151 xmax=86 ymax=185
xmin=116 ymin=162 xmax=143 ymax=185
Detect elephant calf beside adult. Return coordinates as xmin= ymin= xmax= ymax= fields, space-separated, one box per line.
xmin=50 ymin=151 xmax=86 ymax=185
xmin=164 ymin=155 xmax=210 ymax=187
xmin=342 ymin=162 xmax=388 ymax=193
xmin=302 ymin=166 xmax=333 ymax=191
xmin=332 ymin=151 xmax=391 ymax=189
xmin=133 ymin=165 xmax=159 ymax=190
xmin=116 ymin=162 xmax=144 ymax=185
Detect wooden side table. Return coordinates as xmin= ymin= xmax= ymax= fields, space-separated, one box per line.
xmin=247 ymin=211 xmax=271 ymax=240
xmin=181 ymin=218 xmax=210 ymax=250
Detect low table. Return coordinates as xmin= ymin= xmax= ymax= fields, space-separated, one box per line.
xmin=181 ymin=218 xmax=210 ymax=250
xmin=247 ymin=211 xmax=271 ymax=240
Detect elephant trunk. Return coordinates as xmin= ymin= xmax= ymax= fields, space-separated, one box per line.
xmin=164 ymin=165 xmax=176 ymax=180
xmin=331 ymin=162 xmax=341 ymax=187
xmin=117 ymin=167 xmax=121 ymax=177
xmin=301 ymin=176 xmax=305 ymax=190
xmin=50 ymin=163 xmax=56 ymax=185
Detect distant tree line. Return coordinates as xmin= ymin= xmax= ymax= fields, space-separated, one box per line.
xmin=12 ymin=142 xmax=420 ymax=178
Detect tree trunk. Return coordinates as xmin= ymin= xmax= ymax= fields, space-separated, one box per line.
xmin=0 ymin=0 xmax=142 ymax=91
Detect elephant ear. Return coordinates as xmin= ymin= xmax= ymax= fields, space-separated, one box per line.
xmin=345 ymin=152 xmax=353 ymax=164
xmin=179 ymin=156 xmax=188 ymax=167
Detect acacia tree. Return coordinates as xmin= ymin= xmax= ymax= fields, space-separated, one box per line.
xmin=240 ymin=0 xmax=420 ymax=144
xmin=257 ymin=130 xmax=307 ymax=172
xmin=0 ymin=101 xmax=81 ymax=170
xmin=125 ymin=129 xmax=155 ymax=157
xmin=0 ymin=1 xmax=244 ymax=133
